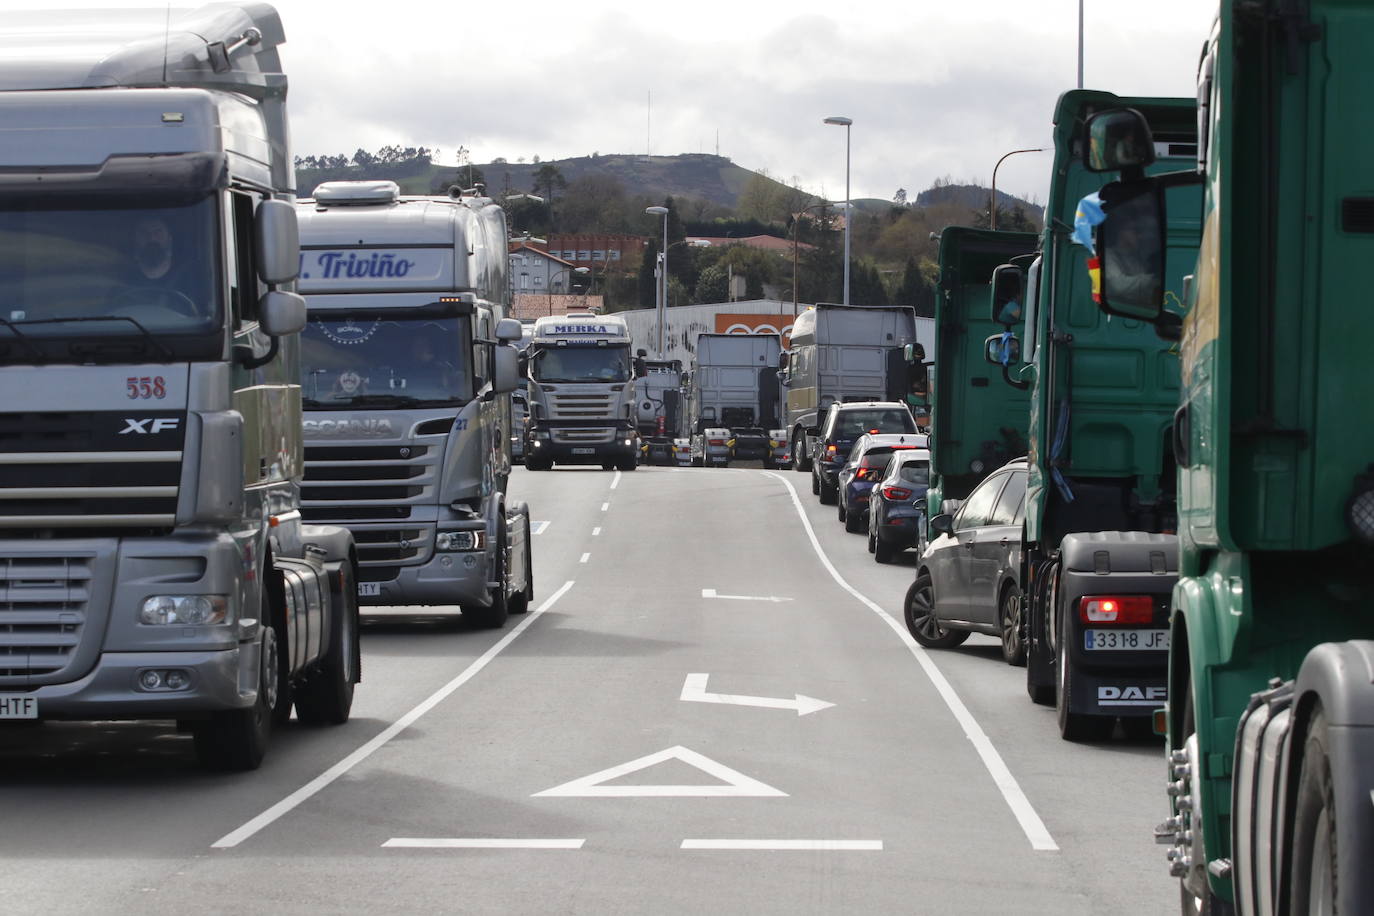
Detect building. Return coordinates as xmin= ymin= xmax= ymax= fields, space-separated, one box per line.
xmin=543 ymin=234 xmax=647 ymax=270
xmin=508 ymin=242 xmax=587 ymax=296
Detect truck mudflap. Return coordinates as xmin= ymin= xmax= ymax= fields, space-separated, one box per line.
xmin=1063 ymin=667 xmax=1168 ymax=717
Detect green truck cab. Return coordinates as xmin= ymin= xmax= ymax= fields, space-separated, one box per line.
xmin=981 ymin=90 xmax=1202 ymax=740
xmin=1088 ymin=4 xmax=1374 ymax=913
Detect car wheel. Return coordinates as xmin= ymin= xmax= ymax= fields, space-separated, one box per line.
xmin=874 ymin=537 xmax=895 ymax=564
xmin=903 ymin=573 xmax=969 ymax=649
xmin=867 ymin=526 xmax=877 ymax=554
xmin=811 ymin=470 xmax=820 ymax=495
xmin=999 ymin=583 xmax=1026 ymax=666
xmin=819 ymin=477 xmax=837 ymax=505
xmin=837 ymin=500 xmax=846 ymax=524
xmin=844 ymin=505 xmax=864 ymax=534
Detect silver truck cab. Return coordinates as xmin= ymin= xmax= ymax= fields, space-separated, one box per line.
xmin=686 ymin=333 xmax=784 ymax=467
xmin=296 ymin=181 xmax=530 ymax=628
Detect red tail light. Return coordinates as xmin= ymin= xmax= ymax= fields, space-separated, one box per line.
xmin=881 ymin=485 xmax=913 ymax=500
xmin=1078 ymin=595 xmax=1155 ymax=625
xmin=708 ymin=438 xmax=726 ymax=446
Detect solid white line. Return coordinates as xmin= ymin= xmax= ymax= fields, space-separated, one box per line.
xmin=210 ymin=580 xmax=577 ymax=849
xmin=592 ymin=527 xmax=601 ymax=536
xmin=579 ymin=552 xmax=590 ymax=564
xmin=383 ymin=838 xmax=585 ymax=850
xmin=600 ymin=502 xmax=609 ymax=512
xmin=681 ymin=840 xmax=882 ymax=851
xmin=762 ymin=471 xmax=1059 ymax=852
xmin=610 ymin=469 xmax=622 ymax=489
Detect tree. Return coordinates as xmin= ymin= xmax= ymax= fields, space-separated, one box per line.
xmin=532 ymin=164 xmax=568 ymax=227
xmin=893 ymin=188 xmax=908 ymax=206
xmin=694 ymin=264 xmax=728 ymax=303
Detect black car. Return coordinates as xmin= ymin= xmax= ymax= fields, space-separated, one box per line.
xmin=811 ymin=401 xmax=918 ymax=505
xmin=836 ymin=433 xmax=927 ymax=533
xmin=867 ymin=448 xmax=931 ymax=562
xmin=903 ymin=458 xmax=1028 ymax=665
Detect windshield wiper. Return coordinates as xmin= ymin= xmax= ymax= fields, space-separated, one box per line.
xmin=0 ymin=318 xmax=45 ymax=361
xmin=346 ymin=393 xmax=423 ymax=408
xmin=16 ymin=316 xmax=176 ymax=362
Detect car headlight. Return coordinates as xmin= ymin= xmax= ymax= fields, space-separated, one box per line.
xmin=436 ymin=530 xmax=486 ymax=551
xmin=140 ymin=595 xmax=229 ymax=626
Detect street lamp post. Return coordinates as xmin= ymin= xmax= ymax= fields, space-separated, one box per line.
xmin=645 ymin=206 xmax=669 ymax=357
xmin=823 ymin=116 xmax=852 ymax=306
xmin=989 ymin=148 xmax=1044 ymax=230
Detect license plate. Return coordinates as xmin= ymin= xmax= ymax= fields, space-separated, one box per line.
xmin=357 ymin=582 xmax=381 ymax=597
xmin=571 ymin=447 xmax=595 ymax=455
xmin=0 ymin=695 xmax=38 ymax=720
xmin=1084 ymin=629 xmax=1169 ymax=651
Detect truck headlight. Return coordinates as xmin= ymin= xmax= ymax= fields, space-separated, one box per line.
xmin=140 ymin=595 xmax=229 ymax=626
xmin=436 ymin=530 xmax=486 ymax=551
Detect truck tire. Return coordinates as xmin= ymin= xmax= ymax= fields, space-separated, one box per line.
xmin=294 ymin=562 xmax=359 ymax=727
xmin=1057 ymin=609 xmax=1113 ymax=741
xmin=192 ymin=626 xmax=276 ymax=770
xmin=526 ymin=456 xmax=552 ymax=471
xmin=464 ymin=522 xmax=509 ymax=629
xmin=508 ymin=515 xmax=533 ymax=614
xmin=792 ymin=433 xmax=812 ymax=472
xmin=904 ymin=573 xmax=969 ymax=649
xmin=1288 ymin=707 xmax=1338 ymax=916
xmin=1026 ymin=560 xmax=1058 ymax=706
xmin=617 ymin=457 xmax=637 ymax=472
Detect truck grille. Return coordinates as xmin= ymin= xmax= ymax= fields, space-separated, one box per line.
xmin=0 ymin=411 xmax=183 ymax=529
xmin=0 ymin=555 xmax=92 ymax=679
xmin=552 ymin=428 xmax=616 ymax=444
xmin=550 ymin=393 xmax=615 ymax=420
xmin=302 ymin=443 xmax=437 ymax=569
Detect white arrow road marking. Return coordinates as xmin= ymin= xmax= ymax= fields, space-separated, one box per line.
xmin=681 ymin=840 xmax=882 ymax=851
xmin=384 ymin=838 xmax=585 ymax=849
xmin=700 ymin=588 xmax=793 ymax=603
xmin=679 ymin=673 xmax=834 ymax=717
xmin=533 ymin=745 xmax=787 ymax=798
xmin=531 ymin=520 xmax=551 ymax=535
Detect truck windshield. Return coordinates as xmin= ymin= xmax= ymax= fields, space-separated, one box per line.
xmin=300 ymin=312 xmax=472 ymax=408
xmin=0 ymin=195 xmax=221 ymax=356
xmin=532 ymin=345 xmax=630 ymax=383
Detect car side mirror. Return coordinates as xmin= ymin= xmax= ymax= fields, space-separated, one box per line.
xmin=929 ymin=514 xmax=955 ymax=537
xmin=255 ymin=199 xmax=300 ymax=285
xmin=258 ymin=290 xmax=306 ymax=336
xmin=1083 ymin=107 xmax=1156 ymax=179
xmin=990 ymin=264 xmax=1025 ymax=326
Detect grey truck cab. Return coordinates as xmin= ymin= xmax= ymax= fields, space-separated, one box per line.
xmin=0 ymin=3 xmax=359 ymax=770
xmin=685 ymin=333 xmax=784 ymax=468
xmin=296 ymin=181 xmax=530 ymax=628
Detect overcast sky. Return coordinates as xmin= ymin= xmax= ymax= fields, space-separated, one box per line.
xmin=26 ymin=1 xmax=1215 ymax=206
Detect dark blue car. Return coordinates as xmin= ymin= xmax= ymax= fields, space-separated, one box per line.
xmin=836 ymin=433 xmax=928 ymax=533
xmin=812 ymin=402 xmax=918 ymax=505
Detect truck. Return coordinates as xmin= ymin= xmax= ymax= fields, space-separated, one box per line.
xmin=780 ymin=304 xmax=927 ymax=472
xmin=633 ymin=351 xmax=685 ymax=466
xmin=295 ymin=180 xmax=531 ymax=629
xmin=926 ymin=227 xmax=1039 ymax=526
xmin=1087 ymin=4 xmax=1374 ymax=912
xmin=920 ymin=90 xmax=1202 ymax=740
xmin=523 ymin=313 xmax=638 ymax=471
xmin=685 ymin=333 xmax=785 ymax=468
xmin=0 ymin=3 xmax=359 ymax=770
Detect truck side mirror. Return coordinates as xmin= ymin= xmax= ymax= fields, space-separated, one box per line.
xmin=984 ymin=332 xmax=1021 ymax=367
xmin=492 ymin=345 xmax=518 ymax=395
xmin=495 ymin=317 xmax=522 ymax=342
xmin=903 ymin=343 xmax=925 ymax=363
xmin=1095 ymin=181 xmax=1167 ymax=323
xmin=633 ymin=356 xmax=647 ymax=378
xmin=255 ymin=199 xmax=300 ymax=285
xmin=259 ymin=290 xmax=306 ymax=336
xmin=990 ymin=264 xmax=1025 ymax=326
xmin=1083 ymin=107 xmax=1156 ymax=177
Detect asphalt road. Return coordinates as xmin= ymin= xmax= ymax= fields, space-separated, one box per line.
xmin=0 ymin=464 xmax=1173 ymax=914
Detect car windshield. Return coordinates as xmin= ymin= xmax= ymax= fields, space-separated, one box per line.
xmin=834 ymin=408 xmax=916 ymax=438
xmin=533 ymin=344 xmax=631 ymax=382
xmin=300 ymin=310 xmax=471 ymax=408
xmin=0 ymin=194 xmax=221 ymax=350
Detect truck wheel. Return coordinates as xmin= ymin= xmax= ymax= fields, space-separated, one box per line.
xmin=508 ymin=515 xmax=534 ymax=614
xmin=601 ymin=461 xmax=615 ymax=471
xmin=904 ymin=573 xmax=969 ymax=649
xmin=294 ymin=563 xmax=359 ymax=727
xmin=526 ymin=456 xmax=551 ymax=471
xmin=1057 ymin=610 xmax=1113 ymax=741
xmin=464 ymin=523 xmax=509 ymax=629
xmin=617 ymin=457 xmax=637 ymax=472
xmin=193 ymin=626 xmax=276 ymax=771
xmin=1289 ymin=707 xmax=1338 ymax=916
xmin=999 ymin=584 xmax=1026 ymax=667
xmin=1026 ymin=563 xmax=1058 ymax=706
xmin=791 ymin=433 xmax=812 ymax=472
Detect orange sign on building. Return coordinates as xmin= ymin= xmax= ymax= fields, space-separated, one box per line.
xmin=713 ymin=314 xmax=795 ymax=349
